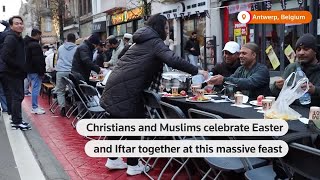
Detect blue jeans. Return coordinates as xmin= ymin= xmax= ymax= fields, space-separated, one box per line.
xmin=27 ymin=73 xmax=42 ymax=109
xmin=0 ymin=81 xmax=7 ymax=112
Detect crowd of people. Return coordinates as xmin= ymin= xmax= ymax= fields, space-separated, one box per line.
xmin=0 ymin=13 xmax=319 ymax=177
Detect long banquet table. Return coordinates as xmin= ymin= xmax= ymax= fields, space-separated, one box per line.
xmin=162 ymin=95 xmax=311 ymax=133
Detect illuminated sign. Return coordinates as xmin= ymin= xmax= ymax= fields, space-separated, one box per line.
xmin=111 ymin=7 xmax=143 ymax=25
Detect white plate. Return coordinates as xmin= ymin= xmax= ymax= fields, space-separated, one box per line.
xmin=186 ymin=97 xmax=211 ymax=103
xmin=249 ymin=100 xmax=262 ymax=106
xmin=163 ymin=95 xmax=188 ymax=99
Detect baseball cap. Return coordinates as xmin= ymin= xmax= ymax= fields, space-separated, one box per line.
xmin=222 ymin=41 xmax=240 ymax=54
xmin=123 ymin=33 xmax=133 ymax=39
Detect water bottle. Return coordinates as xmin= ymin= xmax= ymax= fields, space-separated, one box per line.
xmin=296 ymin=67 xmax=311 ymax=105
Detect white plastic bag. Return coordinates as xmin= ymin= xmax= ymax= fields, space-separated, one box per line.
xmin=265 ymin=72 xmax=309 ymax=120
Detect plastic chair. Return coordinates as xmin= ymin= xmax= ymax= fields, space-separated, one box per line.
xmin=158 ymin=101 xmax=192 ymax=180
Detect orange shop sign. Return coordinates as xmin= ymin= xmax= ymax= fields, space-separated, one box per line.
xmin=111 ymin=7 xmax=144 ymax=25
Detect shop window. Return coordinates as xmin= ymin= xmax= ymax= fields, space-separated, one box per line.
xmin=127 ymin=22 xmax=133 ymax=34
xmin=45 ymin=17 xmax=52 ymax=32
xmin=182 ymin=14 xmax=206 ymax=56
xmin=137 ymin=19 xmax=144 ymax=29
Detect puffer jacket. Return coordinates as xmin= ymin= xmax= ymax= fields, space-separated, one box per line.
xmin=71 ymin=40 xmax=100 ymax=82
xmin=100 ymin=26 xmax=198 ymax=118
xmin=0 ymin=30 xmax=26 ymax=78
xmin=24 ymin=35 xmax=46 ymax=75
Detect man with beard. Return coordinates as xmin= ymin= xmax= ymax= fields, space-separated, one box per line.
xmin=271 ymin=33 xmax=320 ymax=106
xmin=208 ymin=42 xmax=270 ymax=99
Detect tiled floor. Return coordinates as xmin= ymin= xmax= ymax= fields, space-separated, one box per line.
xmin=22 ymin=96 xmax=197 ymax=180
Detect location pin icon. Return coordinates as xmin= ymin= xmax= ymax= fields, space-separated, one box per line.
xmin=242 ymin=14 xmax=246 ymax=20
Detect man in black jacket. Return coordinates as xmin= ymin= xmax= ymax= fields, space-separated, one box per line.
xmin=0 ymin=16 xmax=31 ymax=130
xmin=184 ymin=31 xmax=200 ymax=66
xmin=71 ymin=33 xmax=101 ymax=82
xmin=25 ymin=29 xmax=46 ymax=114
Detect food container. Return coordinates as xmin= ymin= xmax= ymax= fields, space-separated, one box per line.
xmin=162 ymin=71 xmax=191 ymax=91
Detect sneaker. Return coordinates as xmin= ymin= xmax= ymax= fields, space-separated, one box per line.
xmin=31 ymin=108 xmax=45 ymax=115
xmin=10 ymin=120 xmax=30 ymax=127
xmin=60 ymin=107 xmax=66 ymax=117
xmin=11 ymin=123 xmax=32 ymax=130
xmin=126 ymin=161 xmax=150 ymax=176
xmin=105 ymin=158 xmax=127 ymax=170
xmin=25 ymin=92 xmax=31 ymax=96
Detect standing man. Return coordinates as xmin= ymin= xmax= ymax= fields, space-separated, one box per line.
xmin=71 ymin=33 xmax=101 ymax=82
xmin=55 ymin=33 xmax=77 ymax=116
xmin=0 ymin=16 xmax=31 ymax=130
xmin=24 ymin=29 xmax=46 ymax=115
xmin=185 ymin=31 xmax=200 ymax=66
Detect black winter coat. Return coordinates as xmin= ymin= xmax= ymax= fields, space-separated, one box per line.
xmin=24 ymin=35 xmax=46 ymax=75
xmin=71 ymin=40 xmax=100 ymax=82
xmin=100 ymin=26 xmax=198 ymax=118
xmin=0 ymin=30 xmax=26 ymax=78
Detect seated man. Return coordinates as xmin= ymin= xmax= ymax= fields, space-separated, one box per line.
xmin=271 ymin=33 xmax=320 ymax=106
xmin=211 ymin=41 xmax=241 ymax=77
xmin=208 ymin=42 xmax=270 ymax=99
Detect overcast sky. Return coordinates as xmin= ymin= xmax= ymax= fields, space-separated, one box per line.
xmin=0 ymin=0 xmax=26 ymax=31
xmin=1 ymin=0 xmax=27 ymax=19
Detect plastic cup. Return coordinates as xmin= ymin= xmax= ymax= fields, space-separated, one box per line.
xmin=234 ymin=94 xmax=243 ymax=105
xmin=171 ymin=87 xmax=179 ymax=95
xmin=265 ymin=96 xmax=276 ymax=104
xmin=262 ymin=99 xmax=272 ymax=111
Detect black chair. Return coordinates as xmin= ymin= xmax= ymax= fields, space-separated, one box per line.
xmin=282 ymin=142 xmax=320 ymax=179
xmin=188 ymin=108 xmax=222 ymax=119
xmin=187 ymin=108 xmax=269 ymax=180
xmin=141 ymin=90 xmax=163 ymax=179
xmin=158 ymin=101 xmax=192 ymax=180
xmin=142 ymin=90 xmax=162 ymax=119
xmin=78 ymin=84 xmax=107 ymax=119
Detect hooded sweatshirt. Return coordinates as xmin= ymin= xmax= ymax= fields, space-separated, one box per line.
xmin=55 ymin=42 xmax=77 ymax=72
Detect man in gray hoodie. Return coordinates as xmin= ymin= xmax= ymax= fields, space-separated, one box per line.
xmin=55 ymin=33 xmax=77 ymax=116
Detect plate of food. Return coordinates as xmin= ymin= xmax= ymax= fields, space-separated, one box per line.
xmin=162 ymin=93 xmax=188 ymax=98
xmin=186 ymin=95 xmax=211 ymax=103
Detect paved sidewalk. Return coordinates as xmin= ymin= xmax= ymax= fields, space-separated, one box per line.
xmin=22 ymin=96 xmax=195 ymax=180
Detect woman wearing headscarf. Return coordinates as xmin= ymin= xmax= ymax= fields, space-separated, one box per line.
xmin=100 ymin=14 xmax=207 ymax=176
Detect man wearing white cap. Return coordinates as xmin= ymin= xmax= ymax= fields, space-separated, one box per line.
xmin=211 ymin=41 xmax=241 ymax=77
xmin=118 ymin=33 xmax=133 ymax=59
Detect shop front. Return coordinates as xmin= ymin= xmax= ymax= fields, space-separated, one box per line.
xmin=79 ymin=21 xmax=93 ymax=38
xmin=92 ymin=21 xmax=107 ymax=41
xmin=222 ymin=0 xmax=317 ymax=75
xmin=109 ymin=7 xmax=144 ymax=38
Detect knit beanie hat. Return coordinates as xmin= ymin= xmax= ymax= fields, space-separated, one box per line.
xmin=88 ymin=34 xmax=100 ymax=45
xmin=295 ymin=33 xmax=317 ymax=51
